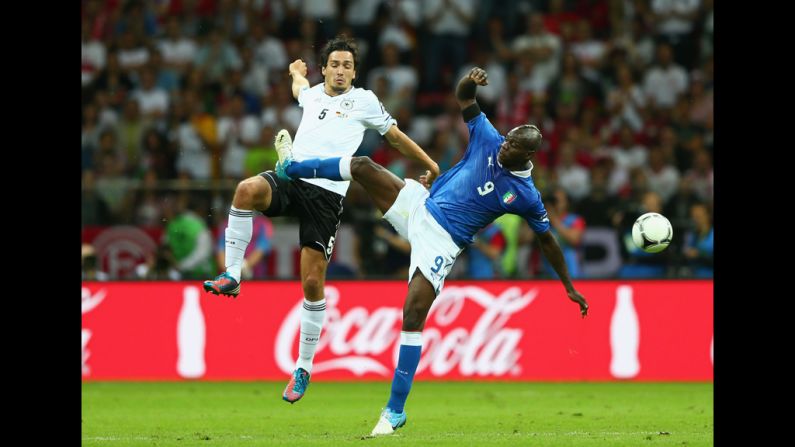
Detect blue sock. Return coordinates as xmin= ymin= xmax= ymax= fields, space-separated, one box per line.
xmin=386 ymin=331 xmax=422 ymax=413
xmin=285 ymin=157 xmax=344 ymax=180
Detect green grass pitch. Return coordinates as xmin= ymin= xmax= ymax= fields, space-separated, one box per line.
xmin=82 ymin=381 xmax=712 ymax=446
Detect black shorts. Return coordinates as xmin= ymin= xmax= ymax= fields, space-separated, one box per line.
xmin=259 ymin=171 xmax=344 ymax=261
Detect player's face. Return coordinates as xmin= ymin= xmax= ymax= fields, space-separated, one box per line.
xmin=322 ymin=51 xmax=356 ymax=95
xmin=498 ymin=131 xmax=533 ymax=167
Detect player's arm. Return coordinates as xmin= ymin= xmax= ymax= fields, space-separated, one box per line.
xmin=537 ymin=229 xmax=589 ymax=317
xmin=455 ymin=67 xmax=489 ymax=118
xmin=288 ymin=59 xmax=310 ymax=100
xmin=384 ymin=124 xmax=440 ymax=187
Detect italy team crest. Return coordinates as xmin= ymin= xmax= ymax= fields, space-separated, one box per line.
xmin=502 ymin=191 xmax=517 ymax=204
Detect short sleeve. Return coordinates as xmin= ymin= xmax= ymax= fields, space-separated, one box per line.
xmin=297 ymin=85 xmax=312 ymax=107
xmin=361 ymin=91 xmax=397 ymax=135
xmin=523 ymin=191 xmax=551 ymax=234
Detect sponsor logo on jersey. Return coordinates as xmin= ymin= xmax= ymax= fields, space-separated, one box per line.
xmin=502 ymin=191 xmax=517 ymax=204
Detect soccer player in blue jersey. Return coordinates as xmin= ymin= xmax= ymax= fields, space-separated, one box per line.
xmin=273 ymin=67 xmax=589 ymax=436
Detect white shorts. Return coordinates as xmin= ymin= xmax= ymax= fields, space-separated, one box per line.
xmin=383 ymin=179 xmax=463 ymax=294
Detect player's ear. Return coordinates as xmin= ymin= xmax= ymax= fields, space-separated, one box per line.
xmin=321 ymin=66 xmax=326 ymax=77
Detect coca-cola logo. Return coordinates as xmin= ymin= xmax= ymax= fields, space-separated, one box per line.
xmin=275 ymin=285 xmax=537 ymax=377
xmin=82 ymin=287 xmax=106 ymax=376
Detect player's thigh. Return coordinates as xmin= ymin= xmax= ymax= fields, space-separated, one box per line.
xmin=350 ymin=156 xmax=405 ymax=214
xmin=255 ymin=171 xmax=292 ymax=215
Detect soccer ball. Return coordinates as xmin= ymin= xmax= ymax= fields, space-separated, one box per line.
xmin=632 ymin=213 xmax=673 ymax=253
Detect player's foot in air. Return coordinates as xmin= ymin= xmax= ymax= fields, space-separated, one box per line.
xmin=370 ymin=407 xmax=407 ymax=436
xmin=202 ymin=272 xmax=240 ymax=298
xmin=274 ymin=129 xmax=294 ymax=180
xmin=282 ymin=368 xmax=310 ymax=403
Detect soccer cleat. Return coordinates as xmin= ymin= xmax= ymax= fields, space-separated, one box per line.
xmin=370 ymin=407 xmax=407 ymax=436
xmin=274 ymin=129 xmax=294 ymax=180
xmin=202 ymin=272 xmax=240 ymax=298
xmin=282 ymin=368 xmax=310 ymax=403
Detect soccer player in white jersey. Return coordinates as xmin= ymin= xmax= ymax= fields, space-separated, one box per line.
xmin=272 ymin=67 xmax=589 ymax=435
xmin=203 ymin=35 xmax=440 ymax=403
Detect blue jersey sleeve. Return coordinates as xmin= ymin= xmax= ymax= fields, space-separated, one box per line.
xmin=522 ymin=190 xmax=551 ymax=234
xmin=466 ymin=112 xmax=503 ymax=156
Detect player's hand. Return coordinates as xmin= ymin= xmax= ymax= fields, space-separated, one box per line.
xmin=567 ymin=289 xmax=589 ymax=318
xmin=468 ymin=67 xmax=489 ymax=86
xmin=420 ymin=163 xmax=440 ymax=188
xmin=289 ymin=59 xmax=307 ymax=78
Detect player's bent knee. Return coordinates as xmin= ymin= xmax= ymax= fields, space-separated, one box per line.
xmin=235 ymin=176 xmax=270 ymax=208
xmin=302 ymin=276 xmax=324 ymax=298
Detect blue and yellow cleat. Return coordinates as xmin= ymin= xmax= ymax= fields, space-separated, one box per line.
xmin=282 ymin=368 xmax=310 ymax=403
xmin=370 ymin=407 xmax=407 ymax=436
xmin=202 ymin=272 xmax=240 ymax=298
xmin=274 ymin=129 xmax=294 ymax=180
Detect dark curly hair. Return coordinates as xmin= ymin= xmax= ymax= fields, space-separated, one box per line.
xmin=320 ymin=35 xmax=360 ymax=70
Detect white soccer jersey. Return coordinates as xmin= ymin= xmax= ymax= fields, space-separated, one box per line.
xmin=293 ymin=84 xmax=397 ymax=195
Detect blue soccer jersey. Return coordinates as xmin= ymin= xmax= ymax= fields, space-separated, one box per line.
xmin=425 ymin=112 xmax=550 ymax=247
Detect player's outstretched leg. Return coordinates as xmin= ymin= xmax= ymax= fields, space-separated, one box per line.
xmin=371 ymin=271 xmax=436 ymax=436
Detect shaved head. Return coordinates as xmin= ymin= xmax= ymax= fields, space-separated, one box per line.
xmin=508 ymin=124 xmax=543 ymax=153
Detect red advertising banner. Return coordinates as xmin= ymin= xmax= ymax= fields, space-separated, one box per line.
xmin=81 ymin=281 xmax=713 ymax=381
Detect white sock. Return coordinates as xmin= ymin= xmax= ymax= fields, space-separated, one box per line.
xmin=225 ymin=206 xmax=253 ymax=282
xmin=339 ymin=156 xmax=353 ymax=180
xmin=296 ymin=298 xmax=326 ymax=373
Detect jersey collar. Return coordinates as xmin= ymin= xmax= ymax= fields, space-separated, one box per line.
xmin=497 ymin=160 xmax=534 ymax=178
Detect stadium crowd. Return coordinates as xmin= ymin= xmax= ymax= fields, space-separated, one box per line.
xmin=81 ymin=0 xmax=713 ymax=280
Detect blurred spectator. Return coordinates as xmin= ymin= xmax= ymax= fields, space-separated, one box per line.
xmin=495 ymin=71 xmax=530 ymax=135
xmin=569 ymin=19 xmax=608 ymax=83
xmin=556 ymin=141 xmax=591 ymax=202
xmin=92 ymin=51 xmax=135 ymax=109
xmin=687 ymin=71 xmax=713 ymax=127
xmin=116 ymin=29 xmax=150 ymax=73
xmin=511 ymin=13 xmax=562 ymax=93
xmin=82 ymin=21 xmax=107 ymax=87
xmin=301 ymin=0 xmax=340 ymax=41
xmin=544 ymin=0 xmax=581 ymax=37
xmin=467 ymin=223 xmax=506 ymax=279
xmin=174 ymin=90 xmax=215 ymax=180
xmin=157 ymin=15 xmax=198 ymax=75
xmin=82 ymin=103 xmax=103 ymax=172
xmin=604 ymin=123 xmax=647 ymax=173
xmin=217 ymin=94 xmax=261 ymax=179
xmin=575 ymin=163 xmax=620 ymax=227
xmin=149 ymin=50 xmax=181 ymax=95
xmin=94 ymin=147 xmax=135 ymax=223
xmin=684 ymin=149 xmax=713 ymax=203
xmin=373 ymin=222 xmax=412 ymax=279
xmin=116 ymin=99 xmax=146 ymax=175
xmin=162 ymin=196 xmax=216 ymax=280
xmin=493 ymin=214 xmax=524 ymax=278
xmin=643 ymin=42 xmax=688 ymax=111
xmin=82 ymin=171 xmax=112 ymax=226
xmin=238 ymin=46 xmax=270 ymax=101
xmin=261 ymin=85 xmax=302 ymax=135
xmin=663 ymin=176 xmax=700 ymax=235
xmin=244 ymin=126 xmax=279 ymax=178
xmin=422 ymin=0 xmax=476 ymax=90
xmin=142 ymin=127 xmax=177 ymax=180
xmin=193 ymin=27 xmax=242 ymax=84
xmin=541 ymin=188 xmax=586 ymax=279
xmin=215 ymin=214 xmax=274 ymax=280
xmin=133 ymin=171 xmax=164 ymax=227
xmin=605 ymin=62 xmax=647 ymax=133
xmin=650 ymin=0 xmax=701 ymax=67
xmin=248 ymin=20 xmax=288 ymax=80
xmin=367 ymin=43 xmax=419 ymax=97
xmin=644 ymin=146 xmax=680 ymax=205
xmin=131 ymin=66 xmax=170 ymax=122
xmin=681 ymin=202 xmax=713 ymax=278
